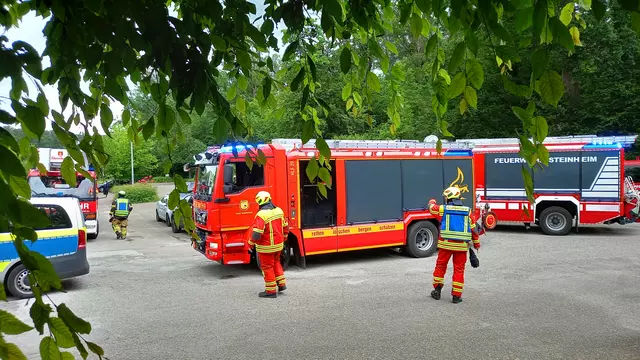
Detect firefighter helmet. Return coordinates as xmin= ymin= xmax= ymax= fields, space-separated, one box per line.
xmin=255 ymin=191 xmax=271 ymax=206
xmin=443 ymin=186 xmax=461 ymax=200
xmin=118 ymin=190 xmax=126 ymax=197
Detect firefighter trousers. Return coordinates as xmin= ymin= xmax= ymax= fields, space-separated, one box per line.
xmin=257 ymin=251 xmax=286 ymax=294
xmin=111 ymin=218 xmax=129 ymax=238
xmin=432 ymin=249 xmax=467 ymax=296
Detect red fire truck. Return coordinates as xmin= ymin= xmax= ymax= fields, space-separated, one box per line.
xmin=189 ymin=139 xmax=477 ymax=268
xmin=439 ymin=135 xmax=639 ymax=235
xmin=28 ymin=148 xmax=100 ymax=239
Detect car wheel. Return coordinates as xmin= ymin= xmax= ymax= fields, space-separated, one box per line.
xmin=403 ymin=220 xmax=438 ymax=258
xmin=165 ymin=214 xmax=171 ymax=227
xmin=6 ymin=264 xmax=33 ymax=299
xmin=171 ymin=216 xmax=180 ymax=233
xmin=539 ymin=206 xmax=572 ymax=236
xmin=156 ymin=210 xmax=162 ymax=222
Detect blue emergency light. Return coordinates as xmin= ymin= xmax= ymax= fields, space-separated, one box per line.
xmin=443 ymin=149 xmax=473 ymax=156
xmin=219 ymin=144 xmax=266 ymax=153
xmin=582 ymin=142 xmax=623 ymax=149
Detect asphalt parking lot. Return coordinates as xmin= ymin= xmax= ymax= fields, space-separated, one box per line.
xmin=2 ymin=188 xmax=640 ymax=359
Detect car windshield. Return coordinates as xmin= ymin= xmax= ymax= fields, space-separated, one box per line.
xmin=196 ymin=165 xmax=217 ymax=196
xmin=28 ymin=176 xmax=96 ymax=200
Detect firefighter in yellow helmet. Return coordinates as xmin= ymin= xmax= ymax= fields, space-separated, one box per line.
xmin=428 ymin=186 xmax=480 ymax=303
xmin=248 ymin=191 xmax=290 ymax=298
xmin=110 ymin=190 xmax=133 ymax=239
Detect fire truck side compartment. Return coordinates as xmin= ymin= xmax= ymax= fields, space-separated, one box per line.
xmin=400 ymin=160 xmax=444 ymax=210
xmin=299 ymin=160 xmax=337 ymax=228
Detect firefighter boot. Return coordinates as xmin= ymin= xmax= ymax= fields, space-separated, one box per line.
xmin=258 ymin=291 xmax=277 ymax=298
xmin=452 ymin=295 xmax=463 ymax=304
xmin=430 ymin=284 xmax=443 ymax=300
xmin=278 ymin=285 xmax=287 ymax=292
xmin=115 ymin=232 xmax=121 ymax=240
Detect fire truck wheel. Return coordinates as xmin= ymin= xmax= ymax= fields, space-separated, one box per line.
xmin=254 ymin=243 xmax=291 ymax=271
xmin=539 ymin=206 xmax=572 ymax=236
xmin=405 ymin=221 xmax=438 ymax=258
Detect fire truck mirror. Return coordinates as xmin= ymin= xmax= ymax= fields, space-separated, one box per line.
xmin=223 ymin=164 xmax=234 ymax=184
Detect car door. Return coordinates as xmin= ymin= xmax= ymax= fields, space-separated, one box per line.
xmin=158 ymin=195 xmax=168 ymax=218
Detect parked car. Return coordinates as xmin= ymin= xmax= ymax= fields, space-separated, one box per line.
xmin=155 ymin=193 xmax=193 ymax=233
xmin=0 ymin=197 xmax=90 ymax=298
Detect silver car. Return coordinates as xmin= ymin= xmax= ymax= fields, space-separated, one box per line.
xmin=155 ymin=193 xmax=193 ymax=233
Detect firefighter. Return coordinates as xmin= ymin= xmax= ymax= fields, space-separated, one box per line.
xmin=248 ymin=191 xmax=289 ymax=298
xmin=428 ymin=186 xmax=481 ymax=304
xmin=110 ymin=190 xmax=133 ymax=240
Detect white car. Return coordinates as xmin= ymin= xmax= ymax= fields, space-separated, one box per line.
xmin=0 ymin=197 xmax=90 ymax=298
xmin=155 ymin=193 xmax=193 ymax=233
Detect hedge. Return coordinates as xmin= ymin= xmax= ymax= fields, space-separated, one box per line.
xmin=112 ymin=184 xmax=159 ymax=204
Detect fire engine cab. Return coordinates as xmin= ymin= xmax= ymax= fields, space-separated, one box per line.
xmin=438 ymin=135 xmax=639 ymax=235
xmin=189 ymin=139 xmax=478 ymax=268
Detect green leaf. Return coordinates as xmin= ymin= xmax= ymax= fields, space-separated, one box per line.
xmin=438 ymin=69 xmax=451 ymax=85
xmin=9 ymin=175 xmax=31 ymax=199
xmin=416 ymin=0 xmax=432 ymax=13
xmin=100 ymin=103 xmax=113 ymax=136
xmin=448 ymin=73 xmax=466 ymax=98
xmin=263 ymin=77 xmax=272 ymax=100
xmin=72 ymin=333 xmax=88 ymax=360
xmin=302 ymin=121 xmax=315 ymax=145
xmin=346 ymin=98 xmax=354 ymax=111
xmin=592 ymin=0 xmax=606 ymax=20
xmin=425 ymin=34 xmax=437 ymax=58
xmin=340 ymin=47 xmax=352 ymax=74
xmin=459 ymin=98 xmax=468 ymax=115
xmin=142 ymin=117 xmax=155 ymax=140
xmin=317 ymin=182 xmax=328 ymax=199
xmin=0 ymin=340 xmax=28 ymax=360
xmin=550 ymin=17 xmax=574 ymax=50
xmin=174 ymin=174 xmax=188 ymax=193
xmin=631 ymin=11 xmax=640 ymax=35
xmin=261 ymin=19 xmax=274 ymax=35
xmin=168 ymin=189 xmax=179 ymax=210
xmin=448 ymin=42 xmax=466 ymax=74
xmin=0 ymin=144 xmax=26 ymax=178
xmin=323 ymin=0 xmax=344 ymax=21
xmin=466 ymin=59 xmax=484 ymax=89
xmin=37 ymin=93 xmax=49 ymax=115
xmin=236 ymin=97 xmax=246 ymax=115
xmin=489 ymin=21 xmax=513 ymax=43
xmin=342 ymin=83 xmax=352 ymax=101
xmin=516 ymin=7 xmax=534 ymax=31
xmin=19 ymin=105 xmax=46 ymax=139
xmin=502 ymin=76 xmax=533 ymax=97
xmin=532 ymin=116 xmax=549 ymax=143
xmin=512 ymin=106 xmax=533 ymax=123
xmin=410 ymin=13 xmax=423 ymax=39
xmin=366 ymin=71 xmax=381 ymax=92
xmin=16 ymin=199 xmax=51 ymax=229
xmin=61 ymin=157 xmax=76 ymax=188
xmin=0 ymin=109 xmax=17 ymax=125
xmin=305 ymin=156 xmax=319 ymax=181
xmin=537 ymin=143 xmax=550 ymax=165
xmin=86 ymin=342 xmax=104 ymax=357
xmin=569 ymin=26 xmax=583 ymax=46
xmin=61 ymin=352 xmax=74 ymax=360
xmin=353 ymin=92 xmax=362 ymax=106
xmin=122 ymin=109 xmax=131 ymax=126
xmin=307 ymin=55 xmax=317 ymax=82
xmin=177 ymin=108 xmax=191 ymax=124
xmin=39 ymin=336 xmax=61 ymax=360
xmin=560 ymin=2 xmax=574 ymax=26
xmin=464 ymin=86 xmax=478 ymax=109
xmin=226 ymin=84 xmax=237 ymax=100
xmin=236 ymin=50 xmax=252 ymax=71
xmin=0 ymin=309 xmax=33 ymax=334
xmin=49 ymin=317 xmax=75 ymax=348
xmin=391 ymin=63 xmax=406 ymax=80
xmin=436 ymin=139 xmax=443 ymax=154
xmin=464 ymin=29 xmax=478 ymax=56
xmin=290 ymin=67 xmax=306 ymax=92
xmin=384 ymin=41 xmax=398 ymax=55
xmin=535 ymin=70 xmax=564 ymax=107
xmin=283 ymin=41 xmax=299 ymax=62
xmin=530 ymin=47 xmax=549 ymax=80
xmin=521 ymin=165 xmax=535 ymax=203
xmin=318 ymin=167 xmax=332 ymax=188
xmin=237 ymin=75 xmax=248 ymax=91
xmin=30 ymin=301 xmax=53 ymax=334
xmin=316 ymin=138 xmax=331 ymax=160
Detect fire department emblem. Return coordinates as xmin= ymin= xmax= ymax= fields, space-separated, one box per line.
xmin=240 ymin=200 xmax=249 ymax=210
xmin=449 ymin=167 xmax=469 ymax=199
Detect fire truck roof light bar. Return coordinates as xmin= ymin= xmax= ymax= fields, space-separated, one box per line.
xmin=271 ymin=139 xmax=473 ymax=151
xmin=448 ymin=134 xmax=637 ymax=148
xmin=582 ymin=142 xmax=623 ymax=149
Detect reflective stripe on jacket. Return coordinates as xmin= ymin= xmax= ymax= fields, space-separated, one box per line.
xmin=249 ymin=206 xmax=289 ymax=253
xmin=440 ymin=205 xmax=473 ymax=241
xmin=114 ymin=198 xmax=130 ymax=217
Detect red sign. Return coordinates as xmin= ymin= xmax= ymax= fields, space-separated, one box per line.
xmin=80 ymin=201 xmax=97 ymax=213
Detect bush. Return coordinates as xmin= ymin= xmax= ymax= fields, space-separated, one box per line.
xmin=151 ymin=176 xmax=174 ymax=183
xmin=112 ymin=184 xmax=159 ymax=204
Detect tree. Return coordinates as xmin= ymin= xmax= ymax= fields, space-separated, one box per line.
xmin=1 ymin=0 xmax=640 ymax=358
xmin=103 ymin=124 xmax=159 ymax=181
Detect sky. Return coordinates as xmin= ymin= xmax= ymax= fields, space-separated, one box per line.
xmin=0 ymin=2 xmax=281 ymax=135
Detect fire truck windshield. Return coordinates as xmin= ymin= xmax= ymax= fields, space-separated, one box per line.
xmin=28 ymin=176 xmax=96 ymax=200
xmin=626 ymin=165 xmax=640 ymax=182
xmin=196 ymin=165 xmax=218 ymax=198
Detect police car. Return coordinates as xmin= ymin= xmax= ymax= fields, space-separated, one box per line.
xmin=0 ymin=197 xmax=90 ymax=298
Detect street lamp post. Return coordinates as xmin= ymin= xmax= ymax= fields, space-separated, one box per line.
xmin=130 ymin=141 xmax=134 ymax=185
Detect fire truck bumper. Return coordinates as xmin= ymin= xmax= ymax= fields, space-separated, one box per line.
xmin=85 ymin=220 xmax=98 ymax=235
